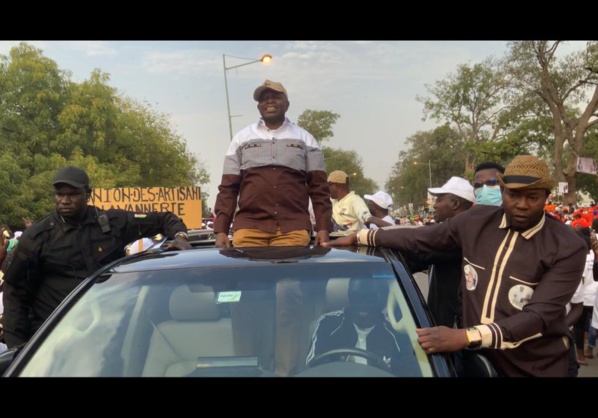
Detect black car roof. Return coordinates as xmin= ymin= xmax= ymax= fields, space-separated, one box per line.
xmin=110 ymin=245 xmax=391 ymax=273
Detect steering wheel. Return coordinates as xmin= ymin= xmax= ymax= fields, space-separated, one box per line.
xmin=308 ymin=347 xmax=389 ymax=370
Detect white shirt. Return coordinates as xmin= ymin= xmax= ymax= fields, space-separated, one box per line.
xmin=592 ymin=291 xmax=598 ymax=329
xmin=351 ymin=324 xmax=375 ymax=364
xmin=308 ymin=198 xmax=316 ymax=227
xmin=369 ymin=215 xmax=394 ymax=229
xmin=572 ymin=251 xmax=597 ymax=306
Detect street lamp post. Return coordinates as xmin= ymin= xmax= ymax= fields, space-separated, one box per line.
xmin=223 ymin=54 xmax=272 ymax=140
xmin=427 ymin=158 xmax=432 ymax=187
xmin=413 ymin=159 xmax=432 ymax=187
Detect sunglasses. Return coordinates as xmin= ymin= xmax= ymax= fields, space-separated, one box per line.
xmin=473 ymin=178 xmax=499 ymax=190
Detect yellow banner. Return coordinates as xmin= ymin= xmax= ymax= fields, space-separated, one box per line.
xmin=92 ymin=186 xmax=202 ymax=229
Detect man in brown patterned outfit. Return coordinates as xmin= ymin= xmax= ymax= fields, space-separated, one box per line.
xmin=213 ymin=80 xmax=332 ymax=376
xmin=324 ymin=155 xmax=587 ymax=377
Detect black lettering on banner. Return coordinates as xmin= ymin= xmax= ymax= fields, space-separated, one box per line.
xmin=188 ymin=187 xmax=199 ymax=201
xmin=131 ymin=188 xmax=140 ymax=202
xmin=92 ymin=189 xmax=103 ymax=202
xmin=95 ymin=187 xmax=201 ymax=227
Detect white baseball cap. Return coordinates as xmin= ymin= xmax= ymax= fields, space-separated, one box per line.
xmin=428 ymin=176 xmax=475 ymax=203
xmin=364 ymin=191 xmax=393 ymax=209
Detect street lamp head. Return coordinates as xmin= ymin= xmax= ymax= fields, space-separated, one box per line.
xmin=223 ymin=53 xmax=273 ymax=71
xmin=412 ymin=160 xmax=432 ymax=187
xmin=223 ymin=53 xmax=273 ymax=140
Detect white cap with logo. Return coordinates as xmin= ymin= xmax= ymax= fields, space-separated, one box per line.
xmin=364 ymin=191 xmax=393 ymax=209
xmin=428 ymin=176 xmax=475 ymax=203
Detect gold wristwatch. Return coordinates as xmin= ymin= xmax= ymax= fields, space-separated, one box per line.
xmin=173 ymin=231 xmax=189 ymax=240
xmin=466 ymin=327 xmax=482 ymax=349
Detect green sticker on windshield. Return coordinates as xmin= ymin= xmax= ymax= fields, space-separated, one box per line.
xmin=217 ymin=291 xmax=242 ymax=303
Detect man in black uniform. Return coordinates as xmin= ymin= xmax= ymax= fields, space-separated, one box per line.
xmin=1 ymin=166 xmax=192 ymax=348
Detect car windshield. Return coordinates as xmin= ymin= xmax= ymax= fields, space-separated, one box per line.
xmin=17 ymin=260 xmax=432 ymax=377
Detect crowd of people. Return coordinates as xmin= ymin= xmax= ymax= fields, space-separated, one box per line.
xmin=0 ymin=78 xmax=596 ymax=379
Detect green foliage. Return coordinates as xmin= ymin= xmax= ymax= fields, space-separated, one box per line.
xmin=0 ymin=42 xmax=210 ymax=231
xmin=296 ymin=109 xmax=340 ymax=143
xmin=296 ymin=108 xmax=377 ymax=195
xmin=385 ymin=125 xmax=467 ymax=210
xmin=419 ymin=59 xmax=504 ymax=129
xmin=504 ymin=41 xmax=598 ymax=203
xmin=322 ymin=146 xmax=378 ymax=197
xmin=201 ymin=192 xmax=212 ymax=220
xmin=4 ymin=40 xmax=598 ymax=231
xmin=416 ymin=57 xmax=519 ymax=172
xmin=408 ymin=41 xmax=598 ymax=206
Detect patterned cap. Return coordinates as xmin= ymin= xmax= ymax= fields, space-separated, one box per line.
xmin=253 ymin=80 xmax=288 ymax=101
xmin=497 ymin=155 xmax=556 ymax=191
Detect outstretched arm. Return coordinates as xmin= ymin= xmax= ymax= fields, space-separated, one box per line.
xmin=365 ymin=216 xmax=393 ymax=229
xmin=321 ymin=232 xmax=357 ymax=247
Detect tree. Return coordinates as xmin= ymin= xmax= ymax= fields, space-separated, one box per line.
xmin=417 ymin=57 xmax=517 ymax=173
xmin=576 ymin=126 xmax=598 ymax=201
xmin=0 ymin=42 xmax=210 ymax=230
xmin=385 ymin=125 xmax=466 ymax=211
xmin=322 ymin=147 xmax=377 ymax=197
xmin=505 ymin=41 xmax=598 ymax=205
xmin=296 ymin=108 xmax=378 ymax=195
xmin=296 ymin=109 xmax=340 ymax=143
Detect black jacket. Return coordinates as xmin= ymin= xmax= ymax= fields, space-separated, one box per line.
xmin=403 ymin=248 xmax=463 ymax=328
xmin=1 ymin=206 xmax=187 ymax=347
xmin=305 ymin=309 xmax=422 ymax=376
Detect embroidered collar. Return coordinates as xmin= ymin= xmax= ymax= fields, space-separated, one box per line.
xmin=498 ymin=212 xmax=545 ymax=239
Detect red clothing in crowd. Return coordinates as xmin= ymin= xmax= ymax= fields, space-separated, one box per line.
xmin=571 ymin=216 xmax=591 ymax=229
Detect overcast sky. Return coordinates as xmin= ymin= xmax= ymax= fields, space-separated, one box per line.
xmin=0 ymin=40 xmax=587 ymax=210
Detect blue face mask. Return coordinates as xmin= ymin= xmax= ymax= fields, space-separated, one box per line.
xmin=475 ymin=185 xmax=502 ymax=206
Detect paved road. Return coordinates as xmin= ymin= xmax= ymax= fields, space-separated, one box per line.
xmin=413 ymin=272 xmax=598 ymax=377
xmin=576 ymin=350 xmax=598 ymax=377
